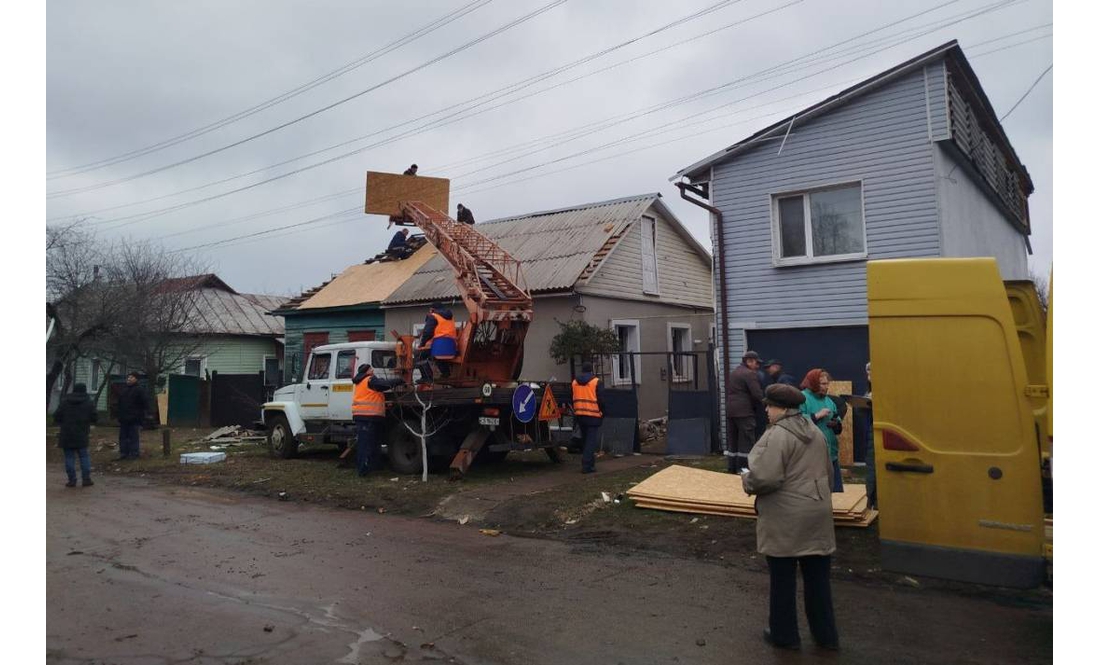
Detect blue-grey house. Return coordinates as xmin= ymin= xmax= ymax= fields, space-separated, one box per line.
xmin=671 ymin=41 xmax=1033 ymax=411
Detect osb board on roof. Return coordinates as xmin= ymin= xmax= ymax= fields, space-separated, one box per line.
xmin=626 ymin=465 xmax=866 ymax=513
xmin=298 ymin=246 xmax=437 ymax=310
xmin=365 ymin=171 xmax=449 ymax=218
xmin=828 ymin=380 xmax=854 ymax=467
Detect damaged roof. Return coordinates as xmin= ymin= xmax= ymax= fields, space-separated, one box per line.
xmin=382 ymin=193 xmax=667 ymax=306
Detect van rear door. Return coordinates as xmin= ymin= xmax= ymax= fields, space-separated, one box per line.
xmin=868 ymin=258 xmax=1044 ymax=588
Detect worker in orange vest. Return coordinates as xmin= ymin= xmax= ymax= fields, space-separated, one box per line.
xmin=572 ymin=361 xmax=607 ymax=474
xmin=351 ymin=364 xmax=401 ymax=476
xmin=416 ymin=303 xmax=458 ymax=383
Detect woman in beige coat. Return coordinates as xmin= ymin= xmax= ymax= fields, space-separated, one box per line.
xmin=742 ymin=383 xmax=839 ymax=651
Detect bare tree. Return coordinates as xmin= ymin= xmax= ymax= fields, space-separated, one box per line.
xmin=1029 ymin=269 xmax=1050 ymax=313
xmin=397 ymin=390 xmax=451 ymax=482
xmin=46 ymin=229 xmax=208 ymax=419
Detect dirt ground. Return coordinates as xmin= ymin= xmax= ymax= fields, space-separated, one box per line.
xmin=46 ymin=423 xmax=1053 ymax=608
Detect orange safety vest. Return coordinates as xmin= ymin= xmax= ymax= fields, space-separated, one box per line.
xmin=430 ymin=312 xmax=457 ymax=342
xmin=352 ymin=377 xmax=386 ymax=418
xmin=572 ymin=378 xmax=603 ymax=419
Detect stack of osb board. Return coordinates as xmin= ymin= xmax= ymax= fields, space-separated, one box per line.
xmin=364 ymin=171 xmax=450 ymax=217
xmin=626 ymin=465 xmax=877 ymax=528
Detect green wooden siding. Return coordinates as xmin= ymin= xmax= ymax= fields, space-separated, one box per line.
xmin=282 ymin=308 xmax=386 ymax=383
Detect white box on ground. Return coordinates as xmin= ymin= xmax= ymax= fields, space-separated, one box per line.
xmin=180 ymin=452 xmax=227 ymax=464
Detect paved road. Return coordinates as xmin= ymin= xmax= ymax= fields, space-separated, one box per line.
xmin=47 ymin=471 xmax=1051 ymax=664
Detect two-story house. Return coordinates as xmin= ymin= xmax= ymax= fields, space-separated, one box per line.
xmin=671 ymin=40 xmax=1033 ymax=422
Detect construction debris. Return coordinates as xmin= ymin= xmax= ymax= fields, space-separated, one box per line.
xmin=626 ymin=465 xmax=878 ymax=528
xmin=180 ymin=452 xmax=227 ymax=465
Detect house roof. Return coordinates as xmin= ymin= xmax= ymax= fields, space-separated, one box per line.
xmin=670 ymin=40 xmax=1033 ymax=194
xmin=293 ymin=245 xmax=438 ymax=311
xmin=181 ymin=283 xmax=287 ymax=337
xmin=382 ymin=193 xmax=697 ymax=306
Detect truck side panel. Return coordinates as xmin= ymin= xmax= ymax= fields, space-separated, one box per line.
xmin=868 ymin=258 xmax=1044 ymax=588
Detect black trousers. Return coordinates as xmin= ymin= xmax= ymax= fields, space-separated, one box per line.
xmin=766 ymin=555 xmax=839 ymax=647
xmin=354 ymin=418 xmax=380 ymax=475
xmin=727 ymin=416 xmax=755 ymax=472
xmin=579 ymin=418 xmax=601 ymax=473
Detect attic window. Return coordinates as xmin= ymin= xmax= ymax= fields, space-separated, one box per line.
xmin=772 ymin=182 xmax=866 ymax=266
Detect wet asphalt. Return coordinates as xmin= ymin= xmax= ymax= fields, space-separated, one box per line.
xmin=47 ymin=471 xmax=1051 ymax=664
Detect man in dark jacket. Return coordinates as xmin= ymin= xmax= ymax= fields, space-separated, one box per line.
xmin=760 ymin=359 xmax=797 ymax=389
xmin=572 ymin=362 xmax=607 ymax=474
xmin=456 ymin=204 xmax=475 ymax=225
xmin=116 ymin=372 xmax=148 ymax=460
xmin=54 ymin=383 xmax=97 ymax=487
xmin=351 ymin=365 xmax=403 ymax=476
xmin=386 ymin=228 xmax=412 ymax=259
xmin=727 ymin=350 xmax=764 ymax=473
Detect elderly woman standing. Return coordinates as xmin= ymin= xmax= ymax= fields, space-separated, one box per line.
xmin=742 ymin=384 xmax=839 ymax=651
xmin=799 ymin=369 xmax=843 ymax=492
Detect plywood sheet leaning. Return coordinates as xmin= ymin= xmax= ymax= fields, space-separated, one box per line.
xmin=626 ymin=465 xmax=877 ymax=527
xmin=828 ymin=380 xmax=854 ymax=467
xmin=365 ymin=171 xmax=450 ymax=218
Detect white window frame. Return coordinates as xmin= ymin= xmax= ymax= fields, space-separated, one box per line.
xmin=640 ymin=215 xmax=660 ymax=296
xmin=667 ymin=323 xmax=693 ymax=383
xmin=610 ymin=319 xmax=641 ymax=386
xmin=183 ymin=355 xmax=207 ymax=377
xmin=770 ymin=180 xmax=868 ymax=267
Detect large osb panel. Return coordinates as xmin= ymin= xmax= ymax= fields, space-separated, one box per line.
xmin=364 ymin=171 xmax=450 ymax=217
xmin=298 ymin=246 xmax=437 ymax=310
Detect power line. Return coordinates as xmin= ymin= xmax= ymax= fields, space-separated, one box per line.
xmin=75 ymin=0 xmax=1019 ymax=244
xmin=999 ymin=63 xmax=1052 ymax=121
xmin=52 ymin=0 xmax=754 ymax=223
xmin=46 ymin=0 xmax=570 ymax=199
xmin=177 ymin=19 xmax=1049 ymax=256
xmin=46 ymin=0 xmax=494 ymax=179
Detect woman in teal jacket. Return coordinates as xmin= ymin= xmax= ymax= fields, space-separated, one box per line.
xmin=799 ymin=369 xmax=842 ymax=492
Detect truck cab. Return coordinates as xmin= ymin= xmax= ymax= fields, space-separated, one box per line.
xmin=262 ymin=341 xmax=399 ymax=458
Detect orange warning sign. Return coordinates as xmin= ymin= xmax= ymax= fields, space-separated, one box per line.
xmin=538 ymin=387 xmax=562 ymax=421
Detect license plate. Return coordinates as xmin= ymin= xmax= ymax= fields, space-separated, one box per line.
xmin=478 ymin=417 xmax=500 ymax=427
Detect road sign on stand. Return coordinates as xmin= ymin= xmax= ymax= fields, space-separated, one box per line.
xmin=538 ymin=387 xmax=562 ymax=421
xmin=513 ymin=384 xmax=536 ymax=423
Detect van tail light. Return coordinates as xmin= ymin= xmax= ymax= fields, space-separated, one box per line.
xmin=483 ymin=408 xmax=500 ymax=417
xmin=882 ymin=429 xmax=920 ymax=452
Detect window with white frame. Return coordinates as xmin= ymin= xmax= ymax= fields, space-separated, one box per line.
xmin=668 ymin=324 xmax=693 ymax=382
xmin=772 ymin=182 xmax=865 ymax=265
xmin=183 ymin=356 xmax=205 ymax=377
xmin=611 ymin=320 xmax=640 ymax=385
xmin=641 ymin=216 xmax=660 ymax=295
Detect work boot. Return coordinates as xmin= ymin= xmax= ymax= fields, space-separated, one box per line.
xmin=82 ymin=478 xmax=94 ymax=487
xmin=763 ymin=630 xmax=800 ymax=650
xmin=65 ymin=479 xmax=77 ymax=488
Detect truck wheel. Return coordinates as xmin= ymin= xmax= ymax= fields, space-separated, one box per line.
xmin=386 ymin=421 xmax=423 ymax=475
xmin=267 ymin=414 xmax=298 ymax=459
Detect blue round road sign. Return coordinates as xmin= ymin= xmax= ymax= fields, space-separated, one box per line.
xmin=512 ymin=384 xmax=536 ymax=423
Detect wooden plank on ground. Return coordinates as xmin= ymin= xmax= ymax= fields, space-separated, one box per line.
xmin=828 ymin=380 xmax=854 ymax=467
xmin=625 ymin=465 xmax=866 ymax=512
xmin=364 ymin=171 xmax=450 ymax=217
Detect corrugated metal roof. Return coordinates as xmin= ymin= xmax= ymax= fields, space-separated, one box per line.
xmin=183 ymin=288 xmax=287 ymax=336
xmin=383 ymin=193 xmax=659 ymax=305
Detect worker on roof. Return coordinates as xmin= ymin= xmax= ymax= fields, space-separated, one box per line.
xmin=456 ymin=203 xmax=475 ymax=225
xmin=386 ymin=228 xmax=413 ymax=259
xmin=351 ymin=364 xmax=402 ymax=476
xmin=416 ymin=303 xmax=457 ymax=383
xmin=572 ymin=361 xmax=607 ymax=474
xmin=403 ymin=163 xmax=418 ymax=176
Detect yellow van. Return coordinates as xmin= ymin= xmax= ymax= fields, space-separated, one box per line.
xmin=867 ymin=258 xmax=1050 ymax=588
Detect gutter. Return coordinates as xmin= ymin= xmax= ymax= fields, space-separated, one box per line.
xmin=674 ymin=179 xmax=731 ymax=450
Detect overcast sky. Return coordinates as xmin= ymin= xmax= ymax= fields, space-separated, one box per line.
xmin=46 ymin=0 xmax=1053 ymax=296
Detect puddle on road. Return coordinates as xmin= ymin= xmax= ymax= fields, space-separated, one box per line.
xmin=337 ymin=625 xmax=386 ymax=664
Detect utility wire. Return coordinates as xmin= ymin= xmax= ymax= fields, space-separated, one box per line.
xmin=999 ymin=63 xmax=1052 ymax=121
xmin=46 ymin=0 xmax=569 ymax=199
xmin=52 ymin=0 xmax=752 ymax=223
xmin=46 ymin=0 xmax=494 ymax=179
xmin=76 ymin=0 xmax=1019 ymax=242
xmin=177 ymin=20 xmax=1048 ymax=256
